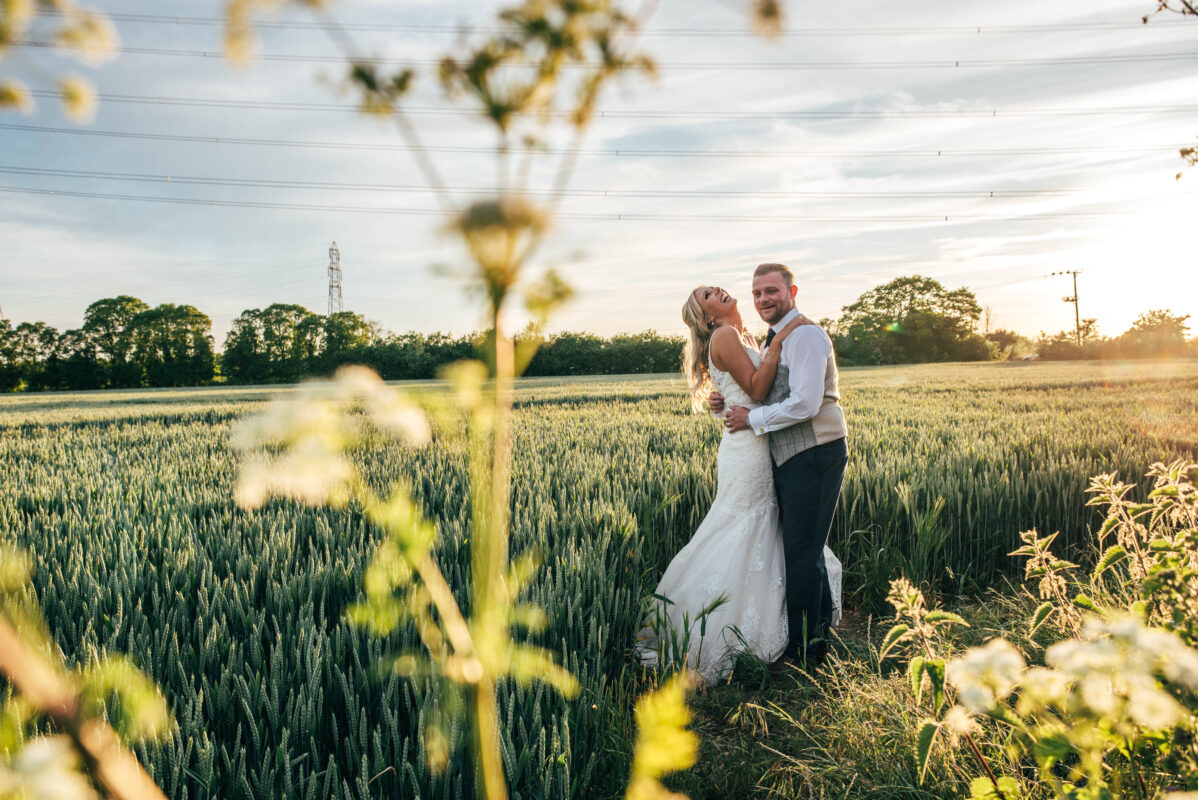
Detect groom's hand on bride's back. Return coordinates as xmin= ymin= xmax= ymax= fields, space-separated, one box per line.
xmin=708 ymin=391 xmax=725 ymax=415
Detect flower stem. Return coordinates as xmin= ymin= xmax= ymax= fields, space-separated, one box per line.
xmin=471 ymin=678 xmax=507 ymax=800
xmin=964 ymin=732 xmax=1006 ymax=800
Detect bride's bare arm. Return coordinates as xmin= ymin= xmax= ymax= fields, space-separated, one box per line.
xmin=710 ymin=317 xmax=817 ymax=405
xmin=709 ymin=326 xmax=782 ymax=404
xmin=764 ymin=315 xmax=809 ymax=355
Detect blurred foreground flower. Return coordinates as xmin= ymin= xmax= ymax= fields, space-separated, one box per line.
xmin=940 ymin=704 xmax=981 ymax=743
xmin=1037 ymin=616 xmax=1198 ymax=731
xmin=447 ymin=198 xmax=548 ymax=314
xmin=937 ymin=604 xmax=1198 ymax=797
xmin=946 ymin=638 xmax=1026 ymax=714
xmin=58 ymin=75 xmax=97 ymax=122
xmin=0 ymin=78 xmax=31 ymax=113
xmin=232 ymin=365 xmax=430 ymax=510
xmin=0 ymin=547 xmax=171 ymax=800
xmin=1 ymin=0 xmax=118 ymax=117
xmin=52 ymin=7 xmax=119 ymax=65
xmin=232 ymin=362 xmax=585 ymax=799
xmin=0 ymin=736 xmax=99 ymax=800
xmin=625 ymin=673 xmax=698 ymax=800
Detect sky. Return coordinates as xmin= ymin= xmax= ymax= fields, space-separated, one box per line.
xmin=2 ymin=0 xmax=1196 ymax=343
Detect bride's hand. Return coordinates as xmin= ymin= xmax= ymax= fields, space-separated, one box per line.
xmin=765 ymin=315 xmax=817 ymax=358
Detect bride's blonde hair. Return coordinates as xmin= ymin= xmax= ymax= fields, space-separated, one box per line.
xmin=681 ymin=289 xmax=715 ymax=413
xmin=681 ymin=288 xmax=758 ymax=414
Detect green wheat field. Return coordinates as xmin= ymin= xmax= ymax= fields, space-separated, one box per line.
xmin=2 ymin=359 xmax=1196 ymax=800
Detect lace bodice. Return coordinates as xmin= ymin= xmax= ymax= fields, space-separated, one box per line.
xmin=706 ymin=342 xmax=773 ymax=514
xmin=708 ymin=342 xmax=762 ymax=410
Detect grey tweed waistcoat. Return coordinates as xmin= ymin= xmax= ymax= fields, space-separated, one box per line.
xmin=762 ymin=364 xmax=817 ymax=466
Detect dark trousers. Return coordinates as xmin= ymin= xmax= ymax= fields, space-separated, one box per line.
xmin=773 ymin=437 xmax=848 ymax=657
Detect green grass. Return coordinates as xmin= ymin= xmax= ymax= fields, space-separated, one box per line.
xmin=664 ymin=591 xmax=1050 ymax=800
xmin=1 ymin=359 xmax=1194 ymax=799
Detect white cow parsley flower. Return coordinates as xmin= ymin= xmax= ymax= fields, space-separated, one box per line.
xmin=232 ymin=366 xmax=429 ymax=509
xmin=947 ymin=638 xmax=1026 ymax=713
xmin=4 ymin=736 xmax=99 ymax=800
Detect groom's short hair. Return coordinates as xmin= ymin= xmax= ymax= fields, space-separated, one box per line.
xmin=754 ymin=262 xmax=794 ymax=287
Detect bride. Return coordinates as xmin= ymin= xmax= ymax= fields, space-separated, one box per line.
xmin=636 ymin=285 xmax=843 ymax=685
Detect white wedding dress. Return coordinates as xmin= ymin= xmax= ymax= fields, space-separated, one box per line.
xmin=636 ymin=344 xmax=842 ymax=685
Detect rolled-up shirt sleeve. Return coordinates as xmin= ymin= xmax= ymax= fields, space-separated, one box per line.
xmin=746 ymin=326 xmax=829 ymax=436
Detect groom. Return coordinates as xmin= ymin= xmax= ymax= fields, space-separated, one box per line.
xmin=712 ymin=262 xmax=848 ymax=667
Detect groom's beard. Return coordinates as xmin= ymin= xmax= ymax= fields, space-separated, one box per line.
xmin=758 ymin=302 xmax=793 ymax=326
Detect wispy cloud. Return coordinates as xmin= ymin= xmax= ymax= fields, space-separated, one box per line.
xmin=1 ymin=0 xmax=1194 ymax=342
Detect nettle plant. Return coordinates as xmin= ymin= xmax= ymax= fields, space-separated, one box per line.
xmin=881 ymin=460 xmax=1198 ymax=800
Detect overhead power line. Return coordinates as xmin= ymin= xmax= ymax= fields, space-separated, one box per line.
xmin=970 ymin=273 xmax=1054 ymax=290
xmin=1 ymin=254 xmax=316 ymax=290
xmin=24 ymin=90 xmax=1198 ymax=119
xmin=39 ymin=9 xmax=1197 ymax=36
xmin=0 ymin=184 xmax=1134 ymax=222
xmin=3 ymin=123 xmax=1186 ymax=160
xmin=0 ymin=165 xmax=1104 ymax=199
xmin=7 ymin=275 xmax=321 ymax=305
xmin=15 ymin=40 xmax=1198 ymax=69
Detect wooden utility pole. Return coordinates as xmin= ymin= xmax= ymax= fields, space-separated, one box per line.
xmin=1052 ymin=270 xmax=1082 ymax=347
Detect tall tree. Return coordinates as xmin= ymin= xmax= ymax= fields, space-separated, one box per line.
xmin=222 ymin=308 xmax=268 ymax=384
xmin=128 ymin=304 xmax=216 ymax=387
xmin=83 ymin=295 xmax=150 ymax=388
xmin=223 ymin=304 xmax=323 ymax=384
xmin=525 ymin=331 xmax=605 ymax=376
xmin=55 ymin=328 xmax=104 ymax=390
xmin=262 ymin=304 xmax=322 ymax=383
xmin=11 ymin=321 xmax=61 ymax=391
xmin=320 ymin=311 xmax=374 ymax=373
xmin=0 ymin=319 xmax=23 ymax=391
xmin=985 ymin=328 xmax=1029 ymax=359
xmin=368 ymin=332 xmax=438 ymax=380
xmin=605 ymin=331 xmax=684 ymax=374
xmin=835 ymin=275 xmax=987 ymax=364
xmin=1119 ymin=309 xmax=1191 ymax=357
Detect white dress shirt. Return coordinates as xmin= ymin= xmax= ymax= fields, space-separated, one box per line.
xmin=746 ymin=308 xmax=833 ymax=436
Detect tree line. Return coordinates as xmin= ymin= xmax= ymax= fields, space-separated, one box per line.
xmin=0 ymin=296 xmax=215 ymax=392
xmin=1000 ymin=309 xmax=1195 ymax=362
xmin=222 ymin=304 xmax=684 ymax=384
xmin=822 ymin=275 xmax=1196 ymax=365
xmin=0 ymin=296 xmax=688 ymax=391
xmin=2 ymin=280 xmax=1193 ymax=391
